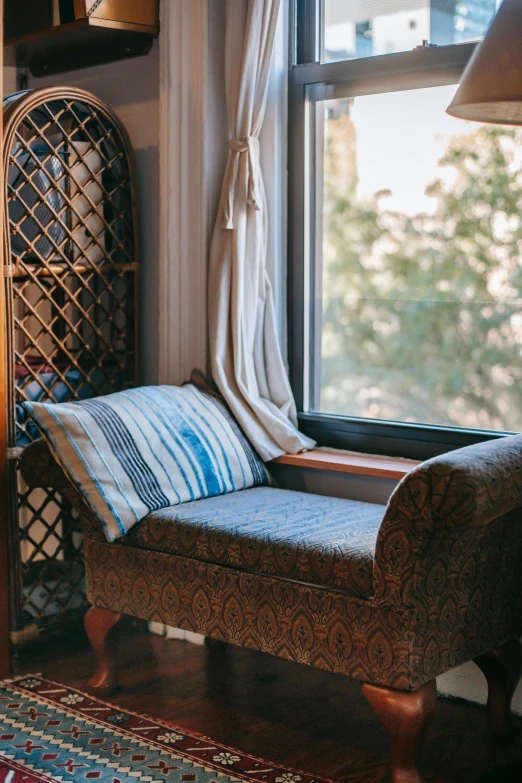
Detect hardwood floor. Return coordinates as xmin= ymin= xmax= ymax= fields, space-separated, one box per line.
xmin=14 ymin=628 xmax=522 ymax=783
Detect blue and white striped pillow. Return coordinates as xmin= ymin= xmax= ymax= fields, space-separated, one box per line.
xmin=23 ymin=384 xmax=269 ymax=541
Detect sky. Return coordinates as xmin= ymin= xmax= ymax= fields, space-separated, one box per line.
xmin=342 ymin=84 xmax=476 ymax=215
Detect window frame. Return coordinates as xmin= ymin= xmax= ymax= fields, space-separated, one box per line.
xmin=288 ymin=0 xmax=509 ymax=460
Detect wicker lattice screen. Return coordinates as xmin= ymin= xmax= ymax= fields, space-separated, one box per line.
xmin=2 ymin=87 xmax=139 ymax=644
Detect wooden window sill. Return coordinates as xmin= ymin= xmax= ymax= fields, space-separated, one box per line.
xmin=270 ymin=448 xmax=420 ymax=480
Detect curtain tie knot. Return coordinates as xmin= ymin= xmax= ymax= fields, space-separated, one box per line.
xmin=222 ymin=136 xmax=262 ymax=229
xmin=229 ymin=137 xmax=251 ymax=153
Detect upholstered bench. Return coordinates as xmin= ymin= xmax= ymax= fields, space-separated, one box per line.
xmin=19 ymin=387 xmax=522 ymax=783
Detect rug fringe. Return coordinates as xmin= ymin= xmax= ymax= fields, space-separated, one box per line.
xmin=3 ymin=673 xmax=43 ymax=684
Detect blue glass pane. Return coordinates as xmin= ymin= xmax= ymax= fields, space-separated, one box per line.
xmin=323 ymin=0 xmax=501 ymax=63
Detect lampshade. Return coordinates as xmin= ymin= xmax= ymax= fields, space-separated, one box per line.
xmin=447 ymin=0 xmax=522 ymax=125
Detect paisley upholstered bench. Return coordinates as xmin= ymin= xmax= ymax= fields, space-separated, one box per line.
xmin=20 ymin=430 xmax=522 ymax=783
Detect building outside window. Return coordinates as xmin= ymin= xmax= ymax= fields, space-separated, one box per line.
xmin=324 ymin=1 xmax=501 ymax=61
xmin=290 ymin=0 xmax=520 ymax=458
xmin=355 ymin=21 xmax=373 ymax=58
xmin=454 ymin=1 xmax=499 ymax=41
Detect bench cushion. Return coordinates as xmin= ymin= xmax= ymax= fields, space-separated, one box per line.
xmin=124 ymin=487 xmax=385 ymax=597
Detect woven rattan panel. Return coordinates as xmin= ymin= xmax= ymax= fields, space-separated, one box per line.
xmin=2 ymin=88 xmax=139 ymax=641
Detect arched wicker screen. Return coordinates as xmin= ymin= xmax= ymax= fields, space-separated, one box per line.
xmin=2 ymin=87 xmax=139 ymax=644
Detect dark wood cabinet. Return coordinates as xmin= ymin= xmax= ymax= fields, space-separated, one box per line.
xmin=4 ymin=1 xmax=52 ymax=41
xmin=4 ymin=0 xmax=159 ymax=76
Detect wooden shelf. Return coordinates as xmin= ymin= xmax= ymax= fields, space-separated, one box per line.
xmin=4 ymin=18 xmax=158 ymax=77
xmin=270 ymin=449 xmax=420 ymax=480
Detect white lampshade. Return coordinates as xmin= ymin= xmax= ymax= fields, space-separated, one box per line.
xmin=447 ymin=0 xmax=522 ymax=125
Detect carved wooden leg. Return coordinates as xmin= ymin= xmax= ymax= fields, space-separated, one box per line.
xmin=84 ymin=606 xmax=122 ymax=694
xmin=363 ymin=680 xmax=437 ymax=783
xmin=474 ymin=640 xmax=522 ymax=744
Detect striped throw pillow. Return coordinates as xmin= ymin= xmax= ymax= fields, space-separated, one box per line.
xmin=23 ymin=384 xmax=269 ymax=541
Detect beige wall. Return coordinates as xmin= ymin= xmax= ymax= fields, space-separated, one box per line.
xmin=4 ymin=66 xmax=17 ymax=96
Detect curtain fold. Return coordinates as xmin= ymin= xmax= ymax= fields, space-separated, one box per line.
xmin=209 ymin=0 xmax=316 ymax=461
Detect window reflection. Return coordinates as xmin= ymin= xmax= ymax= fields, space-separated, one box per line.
xmin=323 ymin=0 xmax=501 ymax=63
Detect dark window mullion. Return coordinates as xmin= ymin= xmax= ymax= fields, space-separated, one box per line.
xmin=291 ymin=41 xmax=477 ymax=87
xmin=288 ymin=82 xmax=307 ymax=411
xmin=310 ymin=96 xmax=324 ymax=412
xmin=298 ymin=413 xmax=506 ymax=461
xmin=295 ymin=0 xmax=321 ymax=65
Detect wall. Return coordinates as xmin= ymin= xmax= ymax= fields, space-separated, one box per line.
xmin=205 ymin=0 xmax=228 ymax=256
xmin=156 ymin=0 xmax=227 ymax=386
xmin=25 ymin=45 xmax=161 ymax=385
xmin=260 ymin=0 xmax=288 ymax=342
xmin=3 ymin=66 xmax=16 ymax=96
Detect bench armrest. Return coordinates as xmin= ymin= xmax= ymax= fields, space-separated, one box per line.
xmin=388 ymin=434 xmax=522 ymax=531
xmin=20 ymin=440 xmax=104 ymax=539
xmin=374 ymin=434 xmax=522 ymax=599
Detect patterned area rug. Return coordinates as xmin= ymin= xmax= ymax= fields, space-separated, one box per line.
xmin=0 ymin=677 xmax=333 ymax=783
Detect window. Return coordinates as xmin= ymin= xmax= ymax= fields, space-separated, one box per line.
xmin=323 ymin=0 xmax=499 ymax=62
xmin=289 ymin=0 xmax=520 ymax=459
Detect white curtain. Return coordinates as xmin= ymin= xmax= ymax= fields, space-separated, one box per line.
xmin=209 ymin=0 xmax=315 ymax=461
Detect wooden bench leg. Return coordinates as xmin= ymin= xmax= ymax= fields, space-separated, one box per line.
xmin=474 ymin=640 xmax=522 ymax=744
xmin=363 ymin=680 xmax=437 ymax=783
xmin=205 ymin=636 xmax=227 ymax=651
xmin=84 ymin=606 xmax=122 ymax=695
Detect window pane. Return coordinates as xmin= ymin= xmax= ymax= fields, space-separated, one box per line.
xmin=323 ymin=1 xmax=500 ymax=63
xmin=317 ymin=85 xmax=522 ymax=432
